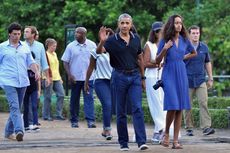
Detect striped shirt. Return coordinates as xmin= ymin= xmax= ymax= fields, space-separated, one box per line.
xmin=91 ymin=50 xmax=112 ymax=80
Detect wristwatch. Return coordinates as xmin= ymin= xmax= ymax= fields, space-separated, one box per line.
xmin=209 ymin=78 xmax=214 ymax=81
xmin=141 ymin=76 xmax=146 ymax=80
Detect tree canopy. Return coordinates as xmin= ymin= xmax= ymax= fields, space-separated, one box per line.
xmin=0 ymin=0 xmax=229 ymax=77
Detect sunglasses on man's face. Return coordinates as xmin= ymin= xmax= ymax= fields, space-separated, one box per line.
xmin=155 ymin=29 xmax=160 ymax=33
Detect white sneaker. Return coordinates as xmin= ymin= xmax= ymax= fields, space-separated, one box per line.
xmin=139 ymin=144 xmax=149 ymax=151
xmin=29 ymin=125 xmax=34 ymax=130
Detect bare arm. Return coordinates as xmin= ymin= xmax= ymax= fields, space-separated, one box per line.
xmin=44 ymin=69 xmax=51 ymax=86
xmin=184 ymin=50 xmax=197 ymax=60
xmin=143 ymin=43 xmax=159 ymax=68
xmin=96 ymin=26 xmax=110 ymax=54
xmin=37 ymin=78 xmax=41 ymax=97
xmin=84 ymin=56 xmax=96 ymax=93
xmin=29 ymin=63 xmax=40 ymax=81
xmin=206 ymin=62 xmax=213 ymax=89
xmin=155 ymin=40 xmax=173 ymax=64
xmin=137 ymin=53 xmax=146 ymax=90
xmin=63 ymin=61 xmax=75 ymax=82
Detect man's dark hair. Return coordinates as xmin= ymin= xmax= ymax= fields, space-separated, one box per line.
xmin=8 ymin=22 xmax=22 ymax=33
xmin=188 ymin=25 xmax=200 ymax=34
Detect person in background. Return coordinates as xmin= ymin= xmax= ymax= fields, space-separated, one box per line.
xmin=96 ymin=13 xmax=149 ymax=151
xmin=0 ymin=22 xmax=40 ymax=141
xmin=23 ymin=52 xmax=40 ymax=132
xmin=42 ymin=38 xmax=65 ymax=121
xmin=61 ymin=26 xmax=97 ymax=128
xmin=24 ymin=26 xmax=50 ymax=123
xmin=184 ymin=25 xmax=215 ymax=136
xmin=143 ymin=21 xmax=165 ymax=144
xmin=155 ymin=14 xmax=197 ymax=149
xmin=84 ymin=28 xmax=114 ymax=140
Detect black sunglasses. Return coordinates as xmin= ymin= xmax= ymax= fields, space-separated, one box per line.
xmin=155 ymin=29 xmax=161 ymax=33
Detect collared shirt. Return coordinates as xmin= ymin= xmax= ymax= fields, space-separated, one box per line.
xmin=91 ymin=49 xmax=112 ymax=80
xmin=0 ymin=40 xmax=35 ymax=87
xmin=25 ymin=40 xmax=49 ymax=72
xmin=185 ymin=41 xmax=211 ymax=88
xmin=61 ymin=39 xmax=96 ymax=81
xmin=46 ymin=51 xmax=61 ymax=81
xmin=104 ymin=32 xmax=142 ymax=70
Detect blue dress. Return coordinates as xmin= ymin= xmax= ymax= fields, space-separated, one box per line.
xmin=157 ymin=35 xmax=194 ymax=110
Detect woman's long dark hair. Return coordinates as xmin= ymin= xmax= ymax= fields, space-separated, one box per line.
xmin=162 ymin=14 xmax=188 ymax=41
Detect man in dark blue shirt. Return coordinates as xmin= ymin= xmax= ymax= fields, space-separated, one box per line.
xmin=96 ymin=13 xmax=149 ymax=151
xmin=184 ymin=25 xmax=215 ymax=136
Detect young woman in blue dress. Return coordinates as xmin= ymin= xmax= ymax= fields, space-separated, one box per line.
xmin=155 ymin=14 xmax=197 ymax=149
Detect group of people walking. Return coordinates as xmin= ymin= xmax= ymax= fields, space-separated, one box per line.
xmin=0 ymin=13 xmax=215 ymax=151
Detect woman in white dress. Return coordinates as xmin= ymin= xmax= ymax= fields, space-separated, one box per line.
xmin=143 ymin=22 xmax=165 ymax=144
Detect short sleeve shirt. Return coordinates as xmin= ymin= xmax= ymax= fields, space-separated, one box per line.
xmin=185 ymin=42 xmax=211 ymax=88
xmin=104 ymin=33 xmax=142 ymax=70
xmin=61 ymin=39 xmax=96 ymax=81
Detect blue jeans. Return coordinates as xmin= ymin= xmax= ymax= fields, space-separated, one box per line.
xmin=42 ymin=80 xmax=65 ymax=118
xmin=70 ymin=80 xmax=95 ymax=125
xmin=94 ymin=79 xmax=112 ymax=130
xmin=3 ymin=86 xmax=26 ymax=137
xmin=23 ymin=90 xmax=38 ymax=127
xmin=111 ymin=70 xmax=147 ymax=147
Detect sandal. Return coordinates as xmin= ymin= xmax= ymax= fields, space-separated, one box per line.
xmin=172 ymin=141 xmax=183 ymax=149
xmin=160 ymin=133 xmax=169 ymax=147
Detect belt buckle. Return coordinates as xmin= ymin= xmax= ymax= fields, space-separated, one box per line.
xmin=123 ymin=69 xmax=134 ymax=73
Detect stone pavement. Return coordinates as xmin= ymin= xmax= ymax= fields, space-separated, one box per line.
xmin=0 ymin=112 xmax=230 ymax=153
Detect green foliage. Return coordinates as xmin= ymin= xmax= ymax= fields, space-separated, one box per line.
xmin=164 ymin=0 xmax=230 ymax=74
xmin=190 ymin=108 xmax=228 ymax=128
xmin=192 ymin=97 xmax=230 ymax=109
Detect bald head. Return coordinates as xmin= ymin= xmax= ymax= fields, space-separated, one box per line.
xmin=75 ymin=27 xmax=87 ymax=43
xmin=76 ymin=27 xmax=87 ymax=33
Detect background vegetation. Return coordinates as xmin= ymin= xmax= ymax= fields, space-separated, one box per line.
xmin=0 ymin=0 xmax=229 ymax=95
xmin=0 ymin=95 xmax=229 ymax=128
xmin=0 ymin=0 xmax=229 ymax=127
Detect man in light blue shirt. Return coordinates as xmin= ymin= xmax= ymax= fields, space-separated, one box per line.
xmin=62 ymin=26 xmax=96 ymax=128
xmin=0 ymin=22 xmax=40 ymax=141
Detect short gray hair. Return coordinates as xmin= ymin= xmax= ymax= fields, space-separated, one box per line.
xmin=76 ymin=27 xmax=87 ymax=33
xmin=118 ymin=13 xmax=132 ymax=22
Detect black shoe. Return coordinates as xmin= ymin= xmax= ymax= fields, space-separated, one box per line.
xmin=43 ymin=117 xmax=53 ymax=121
xmin=186 ymin=129 xmax=194 ymax=136
xmin=120 ymin=144 xmax=129 ymax=151
xmin=71 ymin=123 xmax=79 ymax=128
xmin=55 ymin=116 xmax=66 ymax=120
xmin=101 ymin=133 xmax=113 ymax=140
xmin=16 ymin=131 xmax=23 ymax=141
xmin=88 ymin=123 xmax=96 ymax=128
xmin=203 ymin=127 xmax=215 ymax=135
